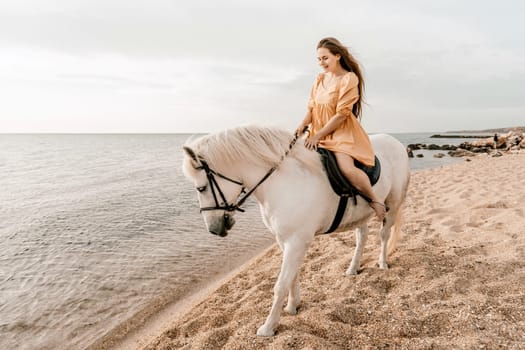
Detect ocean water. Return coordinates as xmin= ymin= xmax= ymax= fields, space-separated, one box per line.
xmin=390 ymin=132 xmax=467 ymax=170
xmin=0 ymin=132 xmax=470 ymax=349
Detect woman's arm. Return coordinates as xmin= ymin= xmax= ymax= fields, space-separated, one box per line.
xmin=304 ymin=113 xmax=345 ymax=150
xmin=311 ymin=113 xmax=345 ymax=139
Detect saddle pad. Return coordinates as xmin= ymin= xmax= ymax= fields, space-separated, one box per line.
xmin=317 ymin=148 xmax=381 ymax=197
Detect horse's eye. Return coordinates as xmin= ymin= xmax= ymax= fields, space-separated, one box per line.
xmin=196 ymin=185 xmax=207 ymax=193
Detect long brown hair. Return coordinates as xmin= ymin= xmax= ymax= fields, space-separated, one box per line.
xmin=317 ymin=37 xmax=365 ymax=120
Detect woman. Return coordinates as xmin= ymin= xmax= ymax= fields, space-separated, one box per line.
xmin=295 ymin=37 xmax=386 ymax=221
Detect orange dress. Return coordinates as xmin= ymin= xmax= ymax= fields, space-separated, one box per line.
xmin=307 ymin=72 xmax=375 ymax=166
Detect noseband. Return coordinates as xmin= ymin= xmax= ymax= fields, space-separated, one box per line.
xmin=195 ymin=131 xmax=302 ymax=214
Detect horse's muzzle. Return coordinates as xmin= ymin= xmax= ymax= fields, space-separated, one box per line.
xmin=208 ymin=214 xmax=235 ymax=237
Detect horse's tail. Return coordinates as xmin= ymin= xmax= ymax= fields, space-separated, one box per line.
xmin=387 ymin=205 xmax=404 ymax=255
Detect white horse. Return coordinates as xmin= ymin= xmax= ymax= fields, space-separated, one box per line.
xmin=182 ymin=125 xmax=410 ymax=336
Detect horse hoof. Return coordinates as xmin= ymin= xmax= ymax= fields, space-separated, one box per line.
xmin=284 ymin=305 xmax=298 ymax=315
xmin=257 ymin=325 xmax=275 ymax=337
xmin=345 ymin=268 xmax=358 ymax=275
xmin=378 ymin=262 xmax=389 ymax=270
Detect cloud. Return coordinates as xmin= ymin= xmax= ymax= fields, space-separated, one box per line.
xmin=0 ymin=0 xmax=523 ymax=132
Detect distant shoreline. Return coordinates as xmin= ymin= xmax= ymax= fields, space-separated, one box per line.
xmin=444 ymin=126 xmax=525 ymax=134
xmin=430 ymin=134 xmax=491 ymax=139
xmin=431 ymin=125 xmax=525 ymax=139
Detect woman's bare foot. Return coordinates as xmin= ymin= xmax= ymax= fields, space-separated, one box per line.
xmin=370 ymin=201 xmax=387 ymax=222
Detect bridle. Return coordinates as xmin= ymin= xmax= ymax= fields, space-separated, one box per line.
xmin=195 ymin=130 xmax=302 ymax=214
xmin=196 ymin=159 xmax=247 ymax=213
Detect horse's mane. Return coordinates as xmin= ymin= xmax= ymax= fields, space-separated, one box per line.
xmin=185 ymin=125 xmax=298 ymax=168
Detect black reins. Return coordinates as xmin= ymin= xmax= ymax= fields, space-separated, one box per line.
xmin=196 ymin=131 xmax=301 ymax=213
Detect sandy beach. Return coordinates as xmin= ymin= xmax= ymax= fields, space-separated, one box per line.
xmin=128 ymin=152 xmax=524 ymax=349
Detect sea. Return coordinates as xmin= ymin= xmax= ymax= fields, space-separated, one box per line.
xmin=0 ymin=132 xmax=475 ymax=349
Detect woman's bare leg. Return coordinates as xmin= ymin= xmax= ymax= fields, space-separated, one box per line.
xmin=334 ymin=152 xmax=386 ymax=221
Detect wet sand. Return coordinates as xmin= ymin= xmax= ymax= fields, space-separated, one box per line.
xmin=126 ymin=152 xmax=525 ymax=349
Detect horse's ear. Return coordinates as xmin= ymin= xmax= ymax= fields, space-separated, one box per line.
xmin=183 ymin=146 xmax=198 ymax=163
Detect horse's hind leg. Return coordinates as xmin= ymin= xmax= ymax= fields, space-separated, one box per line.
xmin=346 ymin=224 xmax=368 ymax=275
xmin=378 ymin=208 xmax=397 ymax=269
xmin=257 ymin=237 xmax=309 ymax=337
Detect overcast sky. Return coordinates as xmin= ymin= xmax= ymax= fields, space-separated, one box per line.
xmin=1 ymin=0 xmax=524 ymax=133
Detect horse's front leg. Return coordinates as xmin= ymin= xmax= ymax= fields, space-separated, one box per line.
xmin=274 ymin=238 xmax=300 ymax=315
xmin=274 ymin=237 xmax=301 ymax=315
xmin=284 ymin=274 xmax=300 ymax=315
xmin=346 ymin=224 xmax=368 ymax=275
xmin=257 ymin=238 xmax=308 ymax=337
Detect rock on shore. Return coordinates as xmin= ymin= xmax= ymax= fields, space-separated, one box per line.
xmin=408 ymin=130 xmax=524 ymax=158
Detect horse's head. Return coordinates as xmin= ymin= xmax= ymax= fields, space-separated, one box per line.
xmin=182 ymin=146 xmax=243 ymax=237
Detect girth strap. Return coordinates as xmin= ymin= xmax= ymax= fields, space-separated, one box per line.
xmin=326 ymin=195 xmax=349 ymax=234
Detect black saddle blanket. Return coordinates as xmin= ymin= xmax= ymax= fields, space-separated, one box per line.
xmin=317 ymin=148 xmax=381 ymax=198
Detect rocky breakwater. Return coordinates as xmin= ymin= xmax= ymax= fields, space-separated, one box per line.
xmin=407 ymin=130 xmax=524 ymax=159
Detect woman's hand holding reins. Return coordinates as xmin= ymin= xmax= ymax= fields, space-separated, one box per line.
xmin=294 ymin=125 xmax=309 ymax=138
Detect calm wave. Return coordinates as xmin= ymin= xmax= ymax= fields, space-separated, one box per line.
xmin=0 ymin=132 xmax=465 ymax=349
